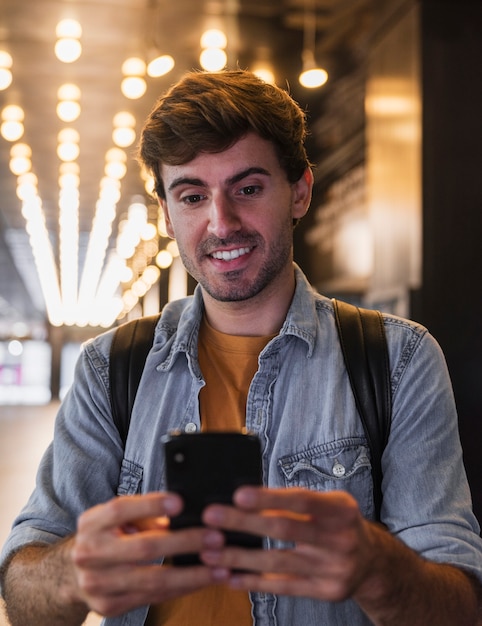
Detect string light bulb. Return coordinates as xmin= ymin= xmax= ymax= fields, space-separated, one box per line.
xmin=298 ymin=2 xmax=328 ymax=89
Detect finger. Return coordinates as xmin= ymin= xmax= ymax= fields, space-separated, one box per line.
xmin=234 ymin=487 xmax=359 ymax=525
xmin=80 ymin=561 xmax=220 ymax=617
xmin=202 ymin=501 xmax=312 ymax=545
xmin=77 ymin=493 xmax=183 ymax=535
xmin=74 ymin=525 xmax=221 ymax=568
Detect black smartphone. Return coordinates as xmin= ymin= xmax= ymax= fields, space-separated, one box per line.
xmin=164 ymin=431 xmax=263 ymax=566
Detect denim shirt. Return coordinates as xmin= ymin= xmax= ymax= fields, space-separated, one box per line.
xmin=2 ymin=266 xmax=482 ymax=625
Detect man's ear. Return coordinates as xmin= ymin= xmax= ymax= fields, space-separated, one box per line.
xmin=159 ymin=199 xmax=176 ymax=239
xmin=292 ymin=168 xmax=314 ymax=220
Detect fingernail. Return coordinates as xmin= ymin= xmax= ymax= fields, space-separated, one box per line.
xmin=203 ymin=530 xmax=224 ymax=548
xmin=163 ymin=495 xmax=180 ymax=515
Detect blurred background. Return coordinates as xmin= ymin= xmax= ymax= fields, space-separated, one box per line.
xmin=0 ymin=2 xmax=481 ymax=619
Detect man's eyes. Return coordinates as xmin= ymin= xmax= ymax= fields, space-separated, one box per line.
xmin=238 ymin=184 xmax=261 ymax=196
xmin=180 ymin=193 xmax=205 ymax=205
xmin=178 ymin=184 xmax=261 ymax=204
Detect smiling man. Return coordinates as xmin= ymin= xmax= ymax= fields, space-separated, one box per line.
xmin=1 ymin=70 xmax=482 ymax=626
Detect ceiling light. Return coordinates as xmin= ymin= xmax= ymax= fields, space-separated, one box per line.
xmin=1 ymin=120 xmax=24 ymax=141
xmin=113 ymin=111 xmax=136 ymax=128
xmin=156 ymin=249 xmax=173 ymax=269
xmin=58 ymin=128 xmax=79 ymax=143
xmin=121 ymin=76 xmax=147 ymax=99
xmin=299 ymin=3 xmax=328 ymax=89
xmin=57 ymin=142 xmax=80 ymax=162
xmin=56 ymin=19 xmax=82 ymax=39
xmin=252 ymin=66 xmax=275 ymax=85
xmin=122 ymin=57 xmax=146 ymax=76
xmin=9 ymin=155 xmax=31 ymax=175
xmin=112 ymin=126 xmax=136 ymax=148
xmin=147 ymin=54 xmax=175 ymax=77
xmin=0 ymin=68 xmax=12 ymax=90
xmin=55 ymin=38 xmax=82 ymax=63
xmin=58 ymin=83 xmax=81 ymax=100
xmin=299 ymin=63 xmax=328 ymax=89
xmin=56 ymin=100 xmax=81 ymax=122
xmin=10 ymin=142 xmax=31 ymax=158
xmin=2 ymin=104 xmax=24 ymax=121
xmin=104 ymin=160 xmax=127 ymax=179
xmin=200 ymin=29 xmax=227 ymax=49
xmin=0 ymin=50 xmax=13 ymax=68
xmin=199 ymin=47 xmax=227 ymax=72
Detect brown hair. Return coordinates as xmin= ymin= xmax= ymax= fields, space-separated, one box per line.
xmin=138 ymin=70 xmax=310 ymax=199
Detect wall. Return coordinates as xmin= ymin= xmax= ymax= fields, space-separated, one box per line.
xmin=419 ymin=0 xmax=482 ymax=523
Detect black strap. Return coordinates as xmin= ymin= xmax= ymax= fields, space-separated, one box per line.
xmin=333 ymin=299 xmax=392 ymax=521
xmin=109 ymin=314 xmax=160 ymax=446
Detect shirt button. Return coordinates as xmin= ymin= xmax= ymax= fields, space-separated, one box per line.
xmin=184 ymin=422 xmax=197 ymax=433
xmin=332 ymin=461 xmax=346 ymax=477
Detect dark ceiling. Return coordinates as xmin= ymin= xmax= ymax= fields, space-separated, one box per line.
xmin=0 ymin=0 xmax=375 ymax=334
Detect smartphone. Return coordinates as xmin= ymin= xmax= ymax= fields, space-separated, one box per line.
xmin=164 ymin=431 xmax=263 ymax=565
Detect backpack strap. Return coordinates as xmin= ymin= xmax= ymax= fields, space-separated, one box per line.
xmin=333 ymin=299 xmax=392 ymax=521
xmin=109 ymin=314 xmax=160 ymax=446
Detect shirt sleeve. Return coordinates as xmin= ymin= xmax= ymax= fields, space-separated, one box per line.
xmin=381 ymin=321 xmax=482 ymax=582
xmin=0 ymin=331 xmax=123 ymax=565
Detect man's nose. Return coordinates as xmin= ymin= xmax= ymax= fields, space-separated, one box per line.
xmin=207 ymin=194 xmax=241 ymax=237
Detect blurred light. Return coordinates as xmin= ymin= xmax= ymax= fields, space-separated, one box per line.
xmin=121 ymin=76 xmax=147 ymax=99
xmin=57 ymin=142 xmax=79 ymax=162
xmin=166 ymin=240 xmax=180 ymax=257
xmin=55 ymin=38 xmax=82 ymax=63
xmin=112 ymin=126 xmax=136 ymax=148
xmin=56 ymin=100 xmax=81 ymax=122
xmin=0 ymin=68 xmax=12 ymax=90
xmin=104 ymin=160 xmax=127 ymax=179
xmin=10 ymin=142 xmax=31 ymax=158
xmin=147 ymin=55 xmax=174 ymax=77
xmin=113 ymin=111 xmax=136 ymax=127
xmin=0 ymin=50 xmax=13 ymax=68
xmin=299 ymin=67 xmax=328 ymax=88
xmin=141 ymin=222 xmax=157 ymax=241
xmin=58 ymin=128 xmax=80 ymax=144
xmin=1 ymin=120 xmax=24 ymax=141
xmin=57 ymin=83 xmax=81 ymax=100
xmin=142 ymin=265 xmax=161 ymax=285
xmin=2 ymin=104 xmax=24 ymax=121
xmin=106 ymin=147 xmax=127 ymax=162
xmin=9 ymin=155 xmax=31 ymax=175
xmin=122 ymin=57 xmax=146 ymax=76
xmin=199 ymin=48 xmax=227 ymax=72
xmin=200 ymin=29 xmax=227 ymax=49
xmin=8 ymin=340 xmax=23 ymax=357
xmin=56 ymin=19 xmax=82 ymax=39
xmin=156 ymin=249 xmax=173 ymax=269
xmin=252 ymin=67 xmax=275 ymax=84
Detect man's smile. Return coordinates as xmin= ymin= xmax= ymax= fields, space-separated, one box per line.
xmin=210 ymin=247 xmax=252 ymax=261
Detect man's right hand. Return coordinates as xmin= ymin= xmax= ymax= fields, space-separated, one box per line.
xmin=2 ymin=492 xmax=227 ymax=625
xmin=71 ymin=492 xmax=227 ymax=617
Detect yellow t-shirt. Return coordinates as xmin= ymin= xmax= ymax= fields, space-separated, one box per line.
xmin=145 ymin=318 xmax=273 ymax=625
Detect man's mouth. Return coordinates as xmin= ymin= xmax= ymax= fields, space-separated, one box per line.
xmin=210 ymin=247 xmax=252 ymax=261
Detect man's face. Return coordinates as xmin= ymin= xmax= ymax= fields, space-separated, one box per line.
xmin=159 ymin=132 xmax=311 ymax=304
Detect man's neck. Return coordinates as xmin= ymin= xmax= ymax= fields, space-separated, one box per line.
xmin=201 ymin=269 xmax=296 ymax=337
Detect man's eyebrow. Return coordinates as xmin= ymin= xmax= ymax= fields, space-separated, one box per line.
xmin=168 ymin=176 xmax=205 ymax=192
xmin=226 ymin=167 xmax=271 ymax=186
xmin=167 ymin=167 xmax=271 ymax=193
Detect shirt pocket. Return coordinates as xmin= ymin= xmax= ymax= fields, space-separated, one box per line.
xmin=277 ymin=438 xmax=374 ymax=518
xmin=117 ymin=458 xmax=144 ymax=495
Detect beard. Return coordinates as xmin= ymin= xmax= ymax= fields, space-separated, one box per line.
xmin=177 ymin=227 xmax=293 ymax=303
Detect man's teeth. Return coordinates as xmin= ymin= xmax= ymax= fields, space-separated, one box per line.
xmin=212 ymin=247 xmax=251 ymax=261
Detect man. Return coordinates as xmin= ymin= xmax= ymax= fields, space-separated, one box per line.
xmin=1 ymin=70 xmax=481 ymax=625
